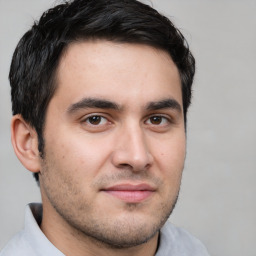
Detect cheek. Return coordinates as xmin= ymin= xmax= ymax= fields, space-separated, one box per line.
xmin=155 ymin=134 xmax=186 ymax=164
xmin=152 ymin=134 xmax=186 ymax=182
xmin=46 ymin=132 xmax=112 ymax=178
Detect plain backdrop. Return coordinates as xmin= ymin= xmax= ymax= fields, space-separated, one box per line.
xmin=0 ymin=1 xmax=255 ymax=255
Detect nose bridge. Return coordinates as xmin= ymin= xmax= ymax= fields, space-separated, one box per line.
xmin=112 ymin=120 xmax=153 ymax=171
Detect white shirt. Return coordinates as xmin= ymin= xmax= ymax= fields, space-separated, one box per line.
xmin=0 ymin=203 xmax=210 ymax=255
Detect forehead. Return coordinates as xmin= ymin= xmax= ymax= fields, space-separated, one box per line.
xmin=52 ymin=40 xmax=182 ymax=110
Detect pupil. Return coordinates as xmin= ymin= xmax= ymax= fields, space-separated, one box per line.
xmin=89 ymin=116 xmax=101 ymax=125
xmin=150 ymin=116 xmax=161 ymax=124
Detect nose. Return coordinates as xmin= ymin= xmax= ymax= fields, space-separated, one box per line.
xmin=111 ymin=124 xmax=153 ymax=172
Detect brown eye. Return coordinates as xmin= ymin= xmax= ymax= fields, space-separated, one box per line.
xmin=145 ymin=115 xmax=169 ymax=126
xmin=149 ymin=116 xmax=163 ymax=125
xmin=86 ymin=116 xmax=107 ymax=125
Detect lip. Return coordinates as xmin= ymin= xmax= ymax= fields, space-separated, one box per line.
xmin=101 ymin=183 xmax=156 ymax=203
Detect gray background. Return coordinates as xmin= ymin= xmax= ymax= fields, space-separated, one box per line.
xmin=0 ymin=0 xmax=255 ymax=255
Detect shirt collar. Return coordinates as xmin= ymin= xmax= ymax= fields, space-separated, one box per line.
xmin=24 ymin=203 xmax=64 ymax=256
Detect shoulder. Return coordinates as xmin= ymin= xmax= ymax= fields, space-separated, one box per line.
xmin=156 ymin=222 xmax=210 ymax=256
xmin=1 ymin=204 xmax=64 ymax=256
xmin=0 ymin=230 xmax=36 ymax=256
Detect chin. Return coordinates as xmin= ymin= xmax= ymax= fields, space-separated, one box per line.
xmin=86 ymin=221 xmax=160 ymax=249
xmin=73 ymin=210 xmax=171 ymax=249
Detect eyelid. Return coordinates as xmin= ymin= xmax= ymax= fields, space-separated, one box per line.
xmin=80 ymin=113 xmax=113 ymax=128
xmin=144 ymin=114 xmax=172 ymax=125
xmin=86 ymin=115 xmax=108 ymax=125
xmin=81 ymin=112 xmax=110 ymax=120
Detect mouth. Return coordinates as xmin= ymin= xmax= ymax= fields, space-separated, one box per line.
xmin=101 ymin=183 xmax=156 ymax=203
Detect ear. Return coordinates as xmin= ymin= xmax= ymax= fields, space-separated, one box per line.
xmin=11 ymin=115 xmax=41 ymax=173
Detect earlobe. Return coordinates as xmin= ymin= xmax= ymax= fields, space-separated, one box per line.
xmin=11 ymin=115 xmax=41 ymax=173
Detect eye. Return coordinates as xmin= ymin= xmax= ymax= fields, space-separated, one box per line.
xmin=84 ymin=115 xmax=108 ymax=126
xmin=145 ymin=115 xmax=169 ymax=126
xmin=80 ymin=114 xmax=113 ymax=132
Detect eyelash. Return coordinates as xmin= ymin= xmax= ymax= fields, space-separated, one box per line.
xmin=145 ymin=115 xmax=171 ymax=126
xmin=82 ymin=115 xmax=109 ymax=126
xmin=81 ymin=114 xmax=172 ymax=127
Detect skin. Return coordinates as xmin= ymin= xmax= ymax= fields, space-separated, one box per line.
xmin=12 ymin=41 xmax=186 ymax=256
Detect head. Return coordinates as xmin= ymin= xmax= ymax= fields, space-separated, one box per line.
xmin=10 ymin=0 xmax=195 ymax=251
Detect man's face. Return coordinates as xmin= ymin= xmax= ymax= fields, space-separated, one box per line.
xmin=39 ymin=41 xmax=186 ymax=247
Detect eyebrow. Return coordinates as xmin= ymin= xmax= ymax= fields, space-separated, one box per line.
xmin=67 ymin=97 xmax=182 ymax=115
xmin=146 ymin=98 xmax=182 ymax=112
xmin=67 ymin=97 xmax=121 ymax=114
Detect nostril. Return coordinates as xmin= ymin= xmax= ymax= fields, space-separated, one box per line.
xmin=118 ymin=160 xmax=152 ymax=172
xmin=118 ymin=163 xmax=132 ymax=169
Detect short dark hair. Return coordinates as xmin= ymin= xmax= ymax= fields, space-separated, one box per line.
xmin=9 ymin=0 xmax=195 ymax=182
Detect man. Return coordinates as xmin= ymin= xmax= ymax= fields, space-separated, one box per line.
xmin=1 ymin=0 xmax=210 ymax=255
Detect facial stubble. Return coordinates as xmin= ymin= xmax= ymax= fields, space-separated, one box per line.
xmin=39 ymin=152 xmax=182 ymax=249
